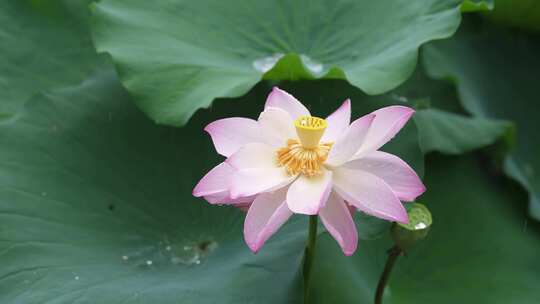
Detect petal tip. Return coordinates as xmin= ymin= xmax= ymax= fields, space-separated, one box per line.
xmin=341 ymin=237 xmax=358 ymax=256
xmin=376 ymin=105 xmax=415 ymax=120
xmin=339 ymin=98 xmax=352 ymax=115
xmin=265 ymin=87 xmax=283 ymax=106
xmin=396 ymin=214 xmax=410 ymax=225
xmin=401 ymin=186 xmax=427 ymax=202
xmin=192 ymin=181 xmax=207 ymax=198
xmin=244 ymin=226 xmax=263 ymax=254
xmin=246 ymin=240 xmax=261 ymax=254
xmin=394 ymin=105 xmax=415 ymax=119
xmin=203 ymin=120 xmax=220 ymax=135
xmin=418 ymin=184 xmax=427 ymax=196
xmin=343 ymin=248 xmax=356 ymax=256
xmin=203 ymin=123 xmax=213 ymax=134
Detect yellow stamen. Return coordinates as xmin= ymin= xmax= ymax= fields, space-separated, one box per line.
xmin=276 ymin=116 xmax=331 ymax=177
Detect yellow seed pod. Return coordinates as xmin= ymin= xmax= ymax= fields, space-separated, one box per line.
xmin=294 ymin=116 xmax=327 ymax=149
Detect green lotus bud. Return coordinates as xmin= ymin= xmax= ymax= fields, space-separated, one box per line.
xmin=391 ymin=203 xmax=432 ymax=251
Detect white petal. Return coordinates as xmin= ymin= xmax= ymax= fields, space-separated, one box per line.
xmin=321 ymin=99 xmax=351 ymax=143
xmin=244 ymin=188 xmax=293 ymax=253
xmin=227 ymin=143 xmax=277 ymax=170
xmin=356 ymin=106 xmax=414 ymax=156
xmin=230 ymin=168 xmax=295 ymax=199
xmin=203 ymin=191 xmax=254 ymax=205
xmin=192 ymin=162 xmax=234 ymax=197
xmin=286 ymin=169 xmax=332 ymax=215
xmin=326 ymin=114 xmax=375 ymax=166
xmin=344 ymin=151 xmax=425 ymax=201
xmin=204 ymin=117 xmax=262 ymax=157
xmin=265 ymin=87 xmax=310 ymax=120
xmin=332 ymin=167 xmax=408 ymax=223
xmin=258 ymin=107 xmax=296 ymax=147
xmin=319 ymin=191 xmax=358 ymax=256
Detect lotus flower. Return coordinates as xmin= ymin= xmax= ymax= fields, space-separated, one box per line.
xmin=193 ymin=87 xmax=425 ymax=255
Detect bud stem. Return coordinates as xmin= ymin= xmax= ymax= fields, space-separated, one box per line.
xmin=374 ymin=246 xmax=403 ymax=304
xmin=303 ymin=215 xmax=318 ymax=303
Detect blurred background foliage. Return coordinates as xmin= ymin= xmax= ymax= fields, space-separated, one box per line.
xmin=0 ymin=0 xmax=539 ymax=303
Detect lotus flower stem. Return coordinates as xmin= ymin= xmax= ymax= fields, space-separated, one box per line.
xmin=303 ymin=215 xmax=318 ymax=303
xmin=375 ymin=246 xmax=403 ymax=304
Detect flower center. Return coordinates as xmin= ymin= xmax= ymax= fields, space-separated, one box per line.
xmin=276 ymin=116 xmax=332 ymax=177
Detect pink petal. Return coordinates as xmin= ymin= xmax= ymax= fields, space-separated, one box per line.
xmin=226 ymin=141 xmax=295 ymax=199
xmin=192 ymin=162 xmax=234 ymax=197
xmin=258 ymin=107 xmax=296 ymax=147
xmin=265 ymin=87 xmax=310 ymax=120
xmin=204 ymin=191 xmax=254 ymax=205
xmin=286 ymin=169 xmax=332 ymax=215
xmin=230 ymin=168 xmax=294 ymax=199
xmin=205 ymin=117 xmax=261 ymax=157
xmin=326 ymin=114 xmax=375 ymax=166
xmin=203 ymin=191 xmax=230 ymax=204
xmin=319 ymin=191 xmax=358 ymax=256
xmin=193 ymin=163 xmax=255 ymax=205
xmin=244 ymin=188 xmax=293 ymax=253
xmin=344 ymin=151 xmax=426 ymax=201
xmin=332 ymin=167 xmax=408 ymax=223
xmin=321 ymin=99 xmax=351 ymax=143
xmin=356 ymin=106 xmax=415 ymax=156
xmin=227 ymin=143 xmax=277 ymax=170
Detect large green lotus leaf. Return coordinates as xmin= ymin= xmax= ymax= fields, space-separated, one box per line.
xmin=388 ymin=65 xmax=512 ymax=155
xmin=90 ymin=0 xmax=462 ymax=126
xmin=310 ymin=154 xmax=540 ymax=303
xmin=0 ymin=0 xmax=104 ymax=117
xmin=0 ymin=70 xmax=313 ymax=303
xmin=414 ymin=108 xmax=511 ymax=154
xmin=423 ymin=17 xmax=540 ymax=220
